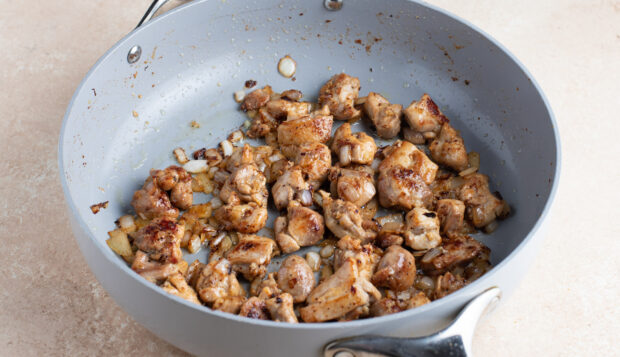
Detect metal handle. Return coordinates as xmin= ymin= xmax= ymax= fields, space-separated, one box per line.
xmin=136 ymin=0 xmax=171 ymax=28
xmin=324 ymin=287 xmax=501 ymax=357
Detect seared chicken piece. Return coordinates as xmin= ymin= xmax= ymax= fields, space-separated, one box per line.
xmin=272 ymin=167 xmax=312 ymax=210
xmin=131 ymin=174 xmax=179 ymax=220
xmin=290 ymin=142 xmax=331 ymax=188
xmin=274 ymin=201 xmax=325 ymax=254
xmin=214 ymin=202 xmax=268 ymax=234
xmin=320 ymin=191 xmax=376 ymax=243
xmin=331 ymin=123 xmax=377 ymax=166
xmin=226 ymin=235 xmax=276 ymax=280
xmin=241 ymin=85 xmax=273 ymax=111
xmin=131 ymin=217 xmax=184 ymax=264
xmin=403 ymin=93 xmax=449 ymax=140
xmin=428 ymin=123 xmax=468 ymax=172
xmin=277 ymin=113 xmax=334 ymax=156
xmin=420 ymin=234 xmax=486 ymax=274
xmin=225 ymin=144 xmax=255 ymax=173
xmin=300 ymin=258 xmax=371 ymax=322
xmin=364 ymin=92 xmax=403 ymax=139
xmin=239 ymin=297 xmax=270 ymax=320
xmin=457 ymin=173 xmax=509 ymax=228
xmin=265 ymin=99 xmax=312 ymax=121
xmin=371 ymin=245 xmax=417 ymax=291
xmin=195 ymin=258 xmax=245 ymax=312
xmin=333 ymin=235 xmax=381 ymax=283
xmin=161 ymin=273 xmax=201 ymax=305
xmin=329 ymin=166 xmax=376 ymax=207
xmin=153 ymin=166 xmax=193 ymax=210
xmin=280 ymin=89 xmax=303 ymax=101
xmin=277 ymin=255 xmax=316 ymax=303
xmin=370 ymin=290 xmax=431 ymax=317
xmin=265 ymin=158 xmax=293 ymax=184
xmin=131 ymin=250 xmax=179 ymax=283
xmin=318 ymin=73 xmax=361 ymax=120
xmin=220 ymin=164 xmax=268 ymax=206
xmin=370 ymin=297 xmax=401 ymax=317
xmin=436 ymin=199 xmax=466 ymax=235
xmin=265 ymin=293 xmax=298 ymax=323
xmin=434 ymin=272 xmax=465 ymax=299
xmin=379 ymin=140 xmax=438 ymax=184
xmin=247 ymin=107 xmax=278 ymax=139
xmin=403 ymin=208 xmax=442 ymax=251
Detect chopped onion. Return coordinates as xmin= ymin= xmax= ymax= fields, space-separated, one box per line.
xmin=183 ymin=160 xmax=208 ymax=173
xmin=421 ymin=247 xmax=442 ymax=263
xmin=305 ymin=252 xmax=321 ymax=272
xmin=299 ymin=190 xmax=313 ymax=206
xmin=483 ymin=220 xmax=499 ymax=234
xmin=210 ymin=197 xmax=223 ymax=209
xmin=339 ymin=145 xmax=351 ymax=166
xmin=228 ymin=130 xmax=244 ymax=143
xmin=117 ymin=215 xmax=136 ymax=233
xmin=459 ymin=167 xmax=478 ymax=177
xmin=233 ymin=90 xmax=245 ymax=103
xmin=220 ymin=140 xmax=234 ymax=156
xmin=319 ymin=245 xmax=334 ymax=259
xmin=354 ymin=96 xmax=367 ymax=105
xmin=173 ymin=147 xmax=189 ymax=164
xmin=278 ymin=55 xmax=296 ymax=78
xmin=468 ymin=151 xmax=480 ymax=170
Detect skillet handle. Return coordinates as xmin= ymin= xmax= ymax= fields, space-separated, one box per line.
xmin=323 ymin=287 xmax=501 ymax=357
xmin=136 ymin=0 xmax=173 ymax=28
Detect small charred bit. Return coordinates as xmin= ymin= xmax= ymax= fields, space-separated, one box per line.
xmin=245 ymin=79 xmax=257 ymax=89
xmin=90 ymin=201 xmax=109 ymax=214
xmin=241 ymin=85 xmax=273 ymax=111
xmin=192 ymin=148 xmax=207 ymax=160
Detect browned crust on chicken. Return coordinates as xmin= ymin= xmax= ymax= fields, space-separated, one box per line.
xmin=318 ymin=73 xmax=361 ymax=120
xmin=331 ymin=123 xmax=377 ymax=166
xmin=277 ymin=114 xmax=334 ymax=150
xmin=274 ymin=201 xmax=325 ymax=253
xmin=131 ymin=217 xmax=184 ymax=264
xmin=226 ymin=235 xmax=276 ymax=280
xmin=329 ymin=166 xmax=376 ymax=207
xmin=277 ymin=255 xmax=316 ymax=303
xmin=429 ymin=123 xmax=468 ymax=172
xmin=403 ymin=93 xmax=449 ymax=140
xmin=364 ymin=92 xmax=403 ymax=139
xmin=241 ymin=85 xmax=273 ymax=111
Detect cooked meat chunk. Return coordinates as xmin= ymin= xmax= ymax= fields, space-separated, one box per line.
xmin=329 ymin=166 xmax=376 ymax=207
xmin=403 ymin=93 xmax=449 ymax=140
xmin=364 ymin=92 xmax=402 ymax=139
xmin=131 ymin=250 xmax=179 ymax=283
xmin=195 ymin=258 xmax=245 ymax=310
xmin=253 ymin=273 xmax=281 ymax=298
xmin=280 ymin=89 xmax=303 ymax=101
xmin=370 ymin=297 xmax=402 ymax=317
xmin=371 ymin=246 xmax=416 ymax=291
xmin=379 ymin=140 xmax=438 ymax=185
xmin=429 ymin=123 xmax=468 ymax=172
xmin=131 ymin=174 xmax=179 ymax=220
xmin=265 ymin=99 xmax=312 ymax=121
xmin=436 ymin=199 xmax=466 ymax=235
xmin=318 ymin=73 xmax=361 ymax=120
xmin=457 ymin=173 xmax=509 ymax=228
xmin=272 ymin=167 xmax=312 ymax=210
xmin=214 ymin=202 xmax=268 ymax=234
xmin=265 ymin=158 xmax=293 ymax=184
xmin=247 ymin=107 xmax=278 ymax=138
xmin=225 ymin=144 xmax=255 ymax=173
xmin=434 ymin=272 xmax=465 ymax=299
xmin=277 ymin=114 xmax=334 ymax=156
xmin=370 ymin=291 xmax=431 ymax=317
xmin=161 ymin=273 xmax=201 ymax=305
xmin=403 ymin=126 xmax=425 ymax=145
xmin=403 ymin=208 xmax=442 ymax=251
xmin=420 ymin=234 xmax=486 ymax=273
xmin=241 ymin=85 xmax=273 ymax=111
xmin=226 ymin=235 xmax=276 ymax=280
xmin=333 ymin=235 xmax=381 ymax=283
xmin=289 ymin=142 xmax=331 ymax=188
xmin=131 ymin=217 xmax=184 ymax=264
xmin=274 ymin=201 xmax=324 ymax=253
xmin=320 ymin=191 xmax=376 ymax=243
xmin=220 ymin=164 xmax=268 ymax=206
xmin=265 ymin=293 xmax=298 ymax=323
xmin=300 ymin=258 xmax=371 ymax=322
xmin=277 ymin=255 xmax=316 ymax=303
xmin=239 ymin=297 xmax=270 ymax=320
xmin=331 ymin=123 xmax=377 ymax=166
xmin=153 ymin=166 xmax=193 ymax=210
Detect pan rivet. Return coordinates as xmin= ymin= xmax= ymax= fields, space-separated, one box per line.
xmin=127 ymin=45 xmax=142 ymax=64
xmin=324 ymin=0 xmax=343 ymax=11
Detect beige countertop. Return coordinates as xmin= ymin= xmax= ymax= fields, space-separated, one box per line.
xmin=1 ymin=0 xmax=618 ymax=355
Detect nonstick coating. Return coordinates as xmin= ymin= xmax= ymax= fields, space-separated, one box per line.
xmin=59 ymin=0 xmax=560 ymax=356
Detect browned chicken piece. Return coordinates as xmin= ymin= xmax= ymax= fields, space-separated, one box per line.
xmin=265 ymin=293 xmax=298 ymax=323
xmin=241 ymin=85 xmax=273 ymax=111
xmin=371 ymin=245 xmax=417 ymax=291
xmin=253 ymin=273 xmax=281 ymax=298
xmin=161 ymin=272 xmax=201 ymax=305
xmin=329 ymin=166 xmax=376 ymax=207
xmin=457 ymin=173 xmax=509 ymax=228
xmin=370 ymin=290 xmax=431 ymax=317
xmin=214 ymin=202 xmax=268 ymax=234
xmin=274 ymin=201 xmax=325 ymax=254
xmin=331 ymin=123 xmax=377 ymax=166
xmin=153 ymin=165 xmax=193 ymax=210
xmin=434 ymin=272 xmax=465 ymax=299
xmin=277 ymin=255 xmax=316 ymax=303
xmin=131 ymin=174 xmax=179 ymax=220
xmin=318 ymin=73 xmax=361 ymax=120
xmin=239 ymin=297 xmax=270 ymax=320
xmin=428 ymin=123 xmax=468 ymax=172
xmin=408 ymin=290 xmax=432 ymax=308
xmin=333 ymin=235 xmax=381 ymax=284
xmin=419 ymin=234 xmax=486 ymax=274
xmin=194 ymin=258 xmax=245 ymax=311
xmin=225 ymin=144 xmax=255 ymax=173
xmin=370 ymin=297 xmax=402 ymax=317
xmin=289 ymin=142 xmax=331 ymax=188
xmin=220 ymin=164 xmax=268 ymax=206
xmin=320 ymin=191 xmax=377 ymax=243
xmin=272 ymin=167 xmax=312 ymax=210
xmin=131 ymin=250 xmax=179 ymax=283
xmin=278 ymin=114 xmax=334 ymax=157
xmin=280 ymin=89 xmax=303 ymax=101
xmin=403 ymin=126 xmax=425 ymax=145
xmin=403 ymin=208 xmax=442 ymax=251
xmin=379 ymin=140 xmax=438 ymax=185
xmin=364 ymin=92 xmax=403 ymax=139
xmin=403 ymin=93 xmax=449 ymax=140
xmin=131 ymin=217 xmax=184 ymax=264
xmin=300 ymin=258 xmax=371 ymax=322
xmin=265 ymin=99 xmax=312 ymax=121
xmin=185 ymin=259 xmax=205 ymax=288
xmin=247 ymin=107 xmax=278 ymax=139
xmin=265 ymin=158 xmax=294 ymax=184
xmin=436 ymin=199 xmax=466 ymax=235
xmin=226 ymin=235 xmax=276 ymax=280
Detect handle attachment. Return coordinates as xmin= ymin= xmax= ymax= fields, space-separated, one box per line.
xmin=136 ymin=0 xmax=171 ymax=28
xmin=324 ymin=287 xmax=501 ymax=357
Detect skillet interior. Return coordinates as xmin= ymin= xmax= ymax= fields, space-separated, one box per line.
xmin=60 ymin=0 xmax=557 ymax=322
